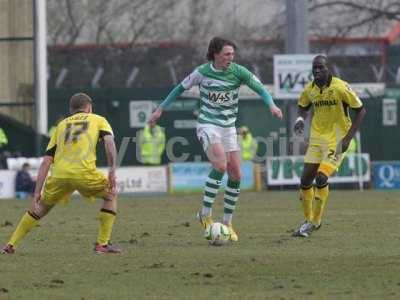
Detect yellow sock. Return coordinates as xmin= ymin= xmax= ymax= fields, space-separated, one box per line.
xmin=300 ymin=185 xmax=314 ymax=222
xmin=97 ymin=209 xmax=116 ymax=245
xmin=313 ymin=184 xmax=329 ymax=226
xmin=8 ymin=212 xmax=39 ymax=248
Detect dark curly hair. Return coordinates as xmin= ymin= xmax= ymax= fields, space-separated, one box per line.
xmin=206 ymin=37 xmax=237 ymax=61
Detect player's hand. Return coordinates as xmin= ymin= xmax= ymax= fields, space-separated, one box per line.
xmin=148 ymin=107 xmax=163 ymax=124
xmin=108 ymin=170 xmax=117 ymax=193
xmin=294 ymin=117 xmax=305 ymax=136
xmin=270 ymin=105 xmax=283 ymax=119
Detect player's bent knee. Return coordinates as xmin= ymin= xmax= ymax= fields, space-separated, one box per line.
xmin=213 ymin=162 xmax=227 ymax=174
xmin=315 ymin=172 xmax=328 ymax=187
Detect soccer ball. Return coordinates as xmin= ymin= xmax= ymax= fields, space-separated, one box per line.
xmin=204 ymin=222 xmax=230 ymax=246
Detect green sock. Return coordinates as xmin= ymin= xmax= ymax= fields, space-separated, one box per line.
xmin=201 ymin=169 xmax=224 ymax=216
xmin=223 ymin=179 xmax=240 ymax=224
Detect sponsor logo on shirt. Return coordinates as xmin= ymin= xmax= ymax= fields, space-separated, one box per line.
xmin=314 ymin=99 xmax=338 ymax=107
xmin=208 ymin=91 xmax=231 ymax=103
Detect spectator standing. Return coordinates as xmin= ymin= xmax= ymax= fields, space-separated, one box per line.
xmin=15 ymin=163 xmax=35 ymax=199
xmin=138 ymin=121 xmax=166 ymax=165
xmin=0 ymin=127 xmax=9 ymax=169
xmin=238 ymin=126 xmax=258 ymax=161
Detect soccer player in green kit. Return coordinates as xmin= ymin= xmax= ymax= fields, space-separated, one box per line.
xmin=149 ymin=37 xmax=283 ymax=241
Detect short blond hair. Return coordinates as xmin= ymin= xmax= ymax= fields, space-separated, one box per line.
xmin=69 ymin=93 xmax=92 ymax=112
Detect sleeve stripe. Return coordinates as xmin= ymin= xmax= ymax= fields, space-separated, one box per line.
xmin=99 ymin=130 xmax=112 ymax=139
xmin=45 ymin=145 xmax=57 ymax=157
xmin=350 ymin=104 xmax=364 ymax=110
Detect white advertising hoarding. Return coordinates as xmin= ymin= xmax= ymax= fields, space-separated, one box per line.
xmin=169 ymin=162 xmax=254 ymax=192
xmin=0 ymin=170 xmax=17 ymax=198
xmin=100 ymin=166 xmax=168 ymax=194
xmin=273 ymin=54 xmax=314 ymax=99
xmin=0 ymin=167 xmax=168 ymax=199
xmin=129 ymin=100 xmax=155 ymax=128
xmin=273 ymin=54 xmax=385 ymax=100
xmin=382 ymin=98 xmax=397 ymax=126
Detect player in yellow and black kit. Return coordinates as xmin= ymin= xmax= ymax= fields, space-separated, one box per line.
xmin=293 ymin=55 xmax=366 ymax=237
xmin=2 ymin=93 xmax=121 ymax=254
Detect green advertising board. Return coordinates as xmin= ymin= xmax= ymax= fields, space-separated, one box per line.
xmin=266 ymin=154 xmax=370 ymax=186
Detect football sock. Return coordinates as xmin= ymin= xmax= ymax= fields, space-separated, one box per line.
xmin=97 ymin=209 xmax=116 ymax=245
xmin=313 ymin=184 xmax=329 ymax=226
xmin=201 ymin=169 xmax=224 ymax=217
xmin=223 ymin=179 xmax=240 ymax=224
xmin=300 ymin=185 xmax=314 ymax=222
xmin=8 ymin=211 xmax=40 ymax=248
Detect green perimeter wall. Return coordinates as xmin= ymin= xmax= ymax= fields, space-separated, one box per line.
xmin=0 ymin=88 xmax=394 ymax=165
xmin=3 ymin=87 xmax=399 ymax=165
xmin=3 ymin=88 xmax=399 ymax=165
xmin=47 ymin=88 xmax=400 ymax=166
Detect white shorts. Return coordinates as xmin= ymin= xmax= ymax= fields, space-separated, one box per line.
xmin=196 ymin=124 xmax=239 ymax=153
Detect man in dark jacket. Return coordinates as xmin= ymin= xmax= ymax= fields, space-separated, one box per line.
xmin=15 ymin=163 xmax=35 ymax=199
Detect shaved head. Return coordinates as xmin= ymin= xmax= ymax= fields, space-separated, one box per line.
xmin=313 ymin=54 xmax=328 ymax=65
xmin=69 ymin=93 xmax=92 ymax=113
xmin=312 ymin=54 xmax=331 ymax=87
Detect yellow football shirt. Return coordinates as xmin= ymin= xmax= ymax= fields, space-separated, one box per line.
xmin=45 ymin=112 xmax=113 ymax=178
xmin=298 ymin=76 xmax=363 ymax=144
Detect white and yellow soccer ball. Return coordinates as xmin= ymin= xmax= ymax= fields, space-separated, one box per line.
xmin=204 ymin=222 xmax=230 ymax=246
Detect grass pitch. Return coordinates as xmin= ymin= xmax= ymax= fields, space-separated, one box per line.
xmin=1 ymin=190 xmax=400 ymax=300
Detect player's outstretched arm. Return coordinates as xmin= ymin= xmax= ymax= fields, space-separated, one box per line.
xmin=149 ymin=84 xmax=186 ymax=124
xmin=104 ymin=135 xmax=117 ymax=192
xmin=33 ymin=155 xmax=53 ymax=205
xmin=241 ymin=67 xmax=283 ymax=119
xmin=149 ymin=68 xmax=203 ymax=124
xmin=258 ymin=89 xmax=282 ymax=119
xmin=246 ymin=81 xmax=283 ymax=119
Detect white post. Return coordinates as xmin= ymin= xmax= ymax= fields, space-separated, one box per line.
xmin=355 ymin=131 xmax=363 ymax=191
xmin=34 ymin=0 xmax=48 ymax=136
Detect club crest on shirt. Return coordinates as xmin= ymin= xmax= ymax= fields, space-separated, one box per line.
xmin=309 ymin=91 xmax=318 ymax=99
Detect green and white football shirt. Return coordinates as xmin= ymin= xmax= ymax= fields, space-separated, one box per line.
xmin=181 ymin=63 xmax=265 ymax=127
